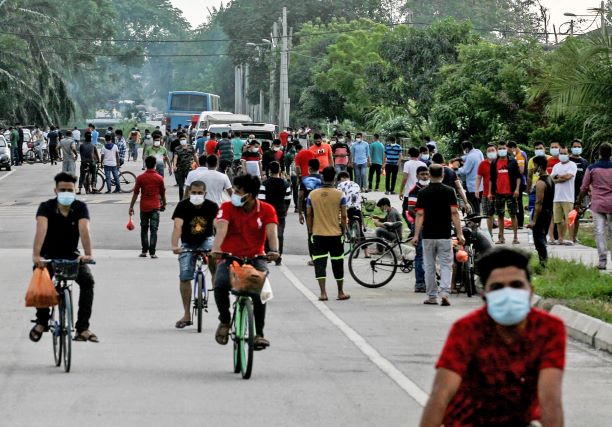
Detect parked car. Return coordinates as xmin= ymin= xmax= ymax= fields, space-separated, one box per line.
xmin=0 ymin=135 xmax=11 ymax=170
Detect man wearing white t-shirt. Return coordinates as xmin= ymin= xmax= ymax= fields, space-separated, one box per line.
xmin=184 ymin=154 xmax=232 ymax=205
xmin=551 ymin=146 xmax=577 ymax=245
xmin=400 ymin=147 xmax=427 ymax=201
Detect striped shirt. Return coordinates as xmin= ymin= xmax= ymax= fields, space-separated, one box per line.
xmin=258 ymin=177 xmax=292 ymax=218
xmin=385 ymin=143 xmax=402 ymax=164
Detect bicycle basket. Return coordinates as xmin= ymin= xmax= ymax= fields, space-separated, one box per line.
xmin=229 ymin=261 xmax=266 ymax=294
xmin=52 ymin=261 xmax=80 ymax=280
xmin=362 ymin=200 xmax=376 ymax=213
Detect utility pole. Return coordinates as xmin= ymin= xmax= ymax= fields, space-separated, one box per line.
xmin=268 ymin=22 xmax=278 ymax=124
xmin=234 ymin=65 xmax=242 ymax=114
xmin=244 ymin=63 xmax=250 ymax=116
xmin=278 ymin=6 xmax=290 ymax=130
xmin=601 ymin=1 xmax=606 ymax=37
xmin=259 ymin=89 xmax=264 ymax=122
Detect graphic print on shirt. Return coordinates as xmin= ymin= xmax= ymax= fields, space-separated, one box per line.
xmin=191 ymin=216 xmax=208 ymax=235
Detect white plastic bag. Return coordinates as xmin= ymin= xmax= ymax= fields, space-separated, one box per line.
xmin=260 ymin=278 xmax=274 ymax=304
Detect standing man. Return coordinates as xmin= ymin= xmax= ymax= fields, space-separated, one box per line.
xmin=77 ymin=131 xmax=100 ymax=194
xmin=298 ymin=159 xmax=323 ymax=265
xmin=60 ymin=129 xmax=78 ymax=174
xmin=547 ymin=141 xmax=561 ymax=173
xmin=569 ymin=139 xmax=589 ymax=243
xmin=173 ymin=134 xmax=197 ymax=200
xmin=185 ymin=155 xmax=233 ymax=206
xmin=400 ymin=147 xmax=427 ymax=203
xmin=331 ymin=134 xmax=350 ymax=173
xmin=89 ymin=124 xmax=99 ymax=147
xmin=527 ymin=156 xmax=554 ymax=266
xmin=419 ymin=248 xmax=565 ymax=427
xmin=129 ymin=156 xmax=166 ymax=258
xmin=475 ymin=144 xmax=497 ymax=236
xmin=16 ymin=123 xmax=25 ymax=165
xmin=211 ymin=174 xmax=279 ymax=348
xmin=489 ymin=141 xmax=521 ymax=245
xmin=431 ymin=153 xmax=472 ymax=214
xmin=100 ymin=134 xmax=121 ymax=193
xmin=141 ymin=129 xmax=154 ymax=170
xmin=383 ymin=136 xmax=402 ymax=195
xmin=241 ymin=139 xmax=263 ymax=178
xmin=309 ymin=133 xmax=333 ymax=172
xmin=551 ymin=145 xmax=577 ymax=246
xmin=231 ymin=131 xmax=244 ymax=171
xmin=215 ymin=131 xmax=234 ymax=173
xmin=9 ymin=126 xmax=20 ymax=166
xmin=368 ymin=134 xmax=385 ymax=192
xmin=171 ymin=181 xmax=219 ymax=329
xmin=205 ymin=132 xmax=218 ymax=156
xmin=114 ymin=129 xmax=127 ymax=167
xmin=144 ymin=135 xmax=172 ymax=177
xmin=507 ymin=141 xmax=528 ymax=228
xmin=406 ymin=166 xmax=430 ymax=293
xmin=30 ymin=172 xmax=97 ymax=343
xmin=307 ymin=166 xmax=350 ymax=302
xmin=71 ymin=126 xmax=81 ymax=148
xmin=527 ymin=141 xmax=549 ymax=218
xmin=577 ymin=142 xmax=612 ymax=270
xmin=258 ymin=161 xmax=291 ymax=265
xmin=412 ymin=164 xmax=465 ymax=306
xmin=47 ymin=126 xmax=60 ymax=165
xmin=458 ymin=140 xmax=484 ymax=215
xmin=350 ymin=133 xmax=370 ymax=192
xmin=294 ymin=143 xmax=316 ymax=180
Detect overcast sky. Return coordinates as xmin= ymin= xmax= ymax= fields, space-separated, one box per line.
xmin=170 ymin=0 xmax=605 ymax=34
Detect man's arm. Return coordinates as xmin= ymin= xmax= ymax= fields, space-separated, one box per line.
xmin=306 ymin=205 xmax=314 ymax=234
xmin=340 ymin=205 xmax=348 ymax=235
xmin=298 ymin=189 xmax=306 ymax=224
xmin=451 ymin=206 xmax=465 ymax=244
xmin=78 ymin=218 xmax=93 ymax=260
xmin=171 ymin=218 xmax=183 ymax=253
xmin=419 ymin=368 xmax=462 ymax=427
xmin=128 ymin=189 xmax=139 ymax=215
xmin=538 ymin=368 xmax=564 ymax=427
xmin=212 ymin=219 xmax=229 ymax=254
xmin=32 ymin=216 xmax=48 ymax=267
xmin=411 ymin=210 xmax=424 ymax=245
xmin=327 ymin=147 xmax=333 ymax=166
xmin=474 ymin=174 xmax=482 ymax=199
xmin=265 ymin=223 xmax=279 ymax=253
xmin=529 ymin=180 xmax=545 ymax=228
xmin=454 ymin=179 xmax=472 ymax=213
xmin=399 ymin=174 xmax=408 ymax=200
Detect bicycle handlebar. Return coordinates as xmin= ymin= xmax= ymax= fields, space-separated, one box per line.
xmin=220 ymin=252 xmax=269 ymax=264
xmin=41 ymin=258 xmax=96 ymax=265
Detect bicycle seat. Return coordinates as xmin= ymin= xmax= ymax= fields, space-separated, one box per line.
xmin=384 ymin=221 xmax=403 ymax=231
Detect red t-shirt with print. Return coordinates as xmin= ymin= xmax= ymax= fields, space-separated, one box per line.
xmin=477 ymin=160 xmax=492 ymax=197
xmin=495 ymin=158 xmax=511 ymax=195
xmin=436 ymin=307 xmax=566 ymax=427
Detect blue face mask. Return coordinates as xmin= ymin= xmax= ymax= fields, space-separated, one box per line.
xmin=486 ymin=287 xmax=531 ymax=326
xmin=57 ymin=191 xmax=76 ymax=206
xmin=231 ymin=193 xmax=246 ymax=207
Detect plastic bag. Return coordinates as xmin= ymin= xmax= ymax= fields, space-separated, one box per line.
xmin=567 ymin=209 xmax=578 ymax=227
xmin=503 ymin=218 xmax=513 ymax=229
xmin=260 ymin=278 xmax=274 ymax=304
xmin=229 ymin=261 xmax=266 ymax=293
xmin=126 ymin=215 xmax=135 ymax=231
xmin=25 ymin=268 xmax=58 ymax=308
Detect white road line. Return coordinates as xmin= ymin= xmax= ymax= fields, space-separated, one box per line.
xmin=0 ymin=170 xmax=15 ymax=182
xmin=280 ymin=265 xmax=430 ymax=407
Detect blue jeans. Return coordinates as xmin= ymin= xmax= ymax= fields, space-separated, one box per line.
xmin=334 ymin=164 xmax=347 ymax=174
xmin=178 ymin=238 xmax=213 ymax=281
xmin=354 ymin=163 xmax=367 ymax=189
xmin=104 ymin=165 xmax=121 ymax=192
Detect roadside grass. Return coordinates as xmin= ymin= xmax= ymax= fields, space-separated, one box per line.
xmin=576 ymin=223 xmax=597 ymax=249
xmin=531 ymin=257 xmax=612 ymax=323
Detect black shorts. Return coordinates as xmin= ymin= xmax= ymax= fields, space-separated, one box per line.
xmin=495 ymin=194 xmax=518 ymax=216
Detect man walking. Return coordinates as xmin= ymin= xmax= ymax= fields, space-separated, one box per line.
xmin=489 ymin=141 xmax=521 ymax=244
xmin=384 ymin=136 xmax=402 ymax=195
xmin=100 ymin=134 xmax=121 ymax=193
xmin=144 ymin=135 xmax=172 ymax=177
xmin=475 ymin=144 xmax=497 ymax=236
xmin=332 ymin=134 xmax=350 ymax=173
xmin=368 ymin=134 xmax=385 ymax=192
xmin=9 ymin=126 xmax=20 ymax=166
xmin=406 ymin=166 xmax=430 ymax=293
xmin=551 ymin=145 xmax=577 ymax=246
xmin=309 ymin=133 xmax=333 ymax=172
xmin=185 ymin=155 xmax=232 ymax=206
xmin=412 ymin=165 xmax=465 ymax=306
xmin=215 ymin=131 xmax=234 ymax=174
xmin=350 ymin=133 xmax=370 ymax=191
xmin=400 ymin=147 xmax=427 ymax=202
xmin=130 ymin=156 xmax=167 ymax=258
xmin=60 ymin=129 xmax=78 ymax=174
xmin=173 ymin=134 xmax=197 ymax=200
xmin=258 ymin=161 xmax=291 ymax=265
xmin=458 ymin=141 xmax=484 ymax=214
xmin=77 ymin=131 xmax=100 ymax=194
xmin=307 ymin=166 xmax=350 ymax=302
xmin=527 ymin=156 xmax=554 ymax=265
xmin=577 ymin=142 xmax=612 ymax=270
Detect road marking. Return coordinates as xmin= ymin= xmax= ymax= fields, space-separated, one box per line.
xmin=0 ymin=170 xmax=15 ymax=182
xmin=280 ymin=265 xmax=429 ymax=407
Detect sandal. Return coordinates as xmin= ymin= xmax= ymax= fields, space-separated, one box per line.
xmin=318 ymin=296 xmax=328 ymax=301
xmin=495 ymin=239 xmax=505 ymax=245
xmin=74 ymin=330 xmax=100 ymax=342
xmin=29 ymin=325 xmax=45 ymax=342
xmin=336 ymin=294 xmax=351 ymax=301
xmin=512 ymin=239 xmax=520 ymax=245
xmin=215 ymin=323 xmax=230 ymax=345
xmin=175 ymin=320 xmax=192 ymax=329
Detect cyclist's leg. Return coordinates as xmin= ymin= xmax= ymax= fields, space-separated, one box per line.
xmin=74 ymin=264 xmax=95 ymax=335
xmin=250 ymin=258 xmax=268 ymax=337
xmin=329 ymin=235 xmax=348 ymax=299
xmin=140 ymin=211 xmax=150 ymax=254
xmin=178 ymin=245 xmax=196 ymax=323
xmin=88 ymin=161 xmax=97 ymax=189
xmin=213 ymin=259 xmax=232 ymax=326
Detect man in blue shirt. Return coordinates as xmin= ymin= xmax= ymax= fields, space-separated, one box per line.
xmin=384 ymin=136 xmax=403 ymax=195
xmin=458 ymin=141 xmax=484 ymax=214
xmin=89 ymin=124 xmax=99 ymax=148
xmin=350 ymin=132 xmax=370 ymax=192
xmin=368 ymin=134 xmax=385 ymax=192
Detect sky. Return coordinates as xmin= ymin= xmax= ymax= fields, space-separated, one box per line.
xmin=170 ymin=0 xmax=605 ymax=34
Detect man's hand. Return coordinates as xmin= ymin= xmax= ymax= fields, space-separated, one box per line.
xmin=411 ymin=236 xmax=419 ymax=246
xmin=129 ymin=207 xmax=134 ymax=216
xmin=457 ymin=235 xmax=466 ymax=246
xmin=475 ymin=192 xmax=480 ymax=199
xmin=526 ymin=221 xmax=534 ymax=229
xmin=465 ymin=204 xmax=473 ymax=214
xmin=487 ymin=194 xmax=494 ymax=201
xmin=172 ymin=246 xmax=182 ymax=255
xmin=32 ymin=256 xmax=45 ymax=268
xmin=160 ymin=204 xmax=166 ymax=212
xmin=267 ymin=251 xmax=280 ymax=262
xmin=299 ymin=213 xmax=305 ymax=225
xmin=79 ymin=255 xmax=93 ymax=263
xmin=513 ymin=190 xmax=520 ymax=199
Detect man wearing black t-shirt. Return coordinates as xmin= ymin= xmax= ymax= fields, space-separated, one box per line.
xmin=171 ymin=180 xmax=219 ymax=329
xmin=258 ymin=161 xmax=291 ymax=265
xmin=30 ymin=172 xmax=97 ymax=343
xmin=412 ymin=165 xmax=465 ymax=306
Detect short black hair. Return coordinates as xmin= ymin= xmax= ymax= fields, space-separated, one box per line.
xmin=376 ymin=197 xmax=391 ymax=207
xmin=431 ymin=153 xmax=444 ymax=164
xmin=429 ymin=164 xmax=443 ymax=178
xmin=373 ymin=133 xmax=379 ymax=139
xmin=198 ymin=155 xmax=207 ymax=166
xmin=145 ymin=156 xmax=156 ymax=169
xmin=190 ymin=180 xmax=206 ymax=191
xmin=273 ymin=139 xmax=282 ymax=146
xmin=268 ymin=161 xmax=281 ymax=174
xmin=461 ymin=140 xmax=473 ymax=150
xmin=84 ymin=131 xmax=92 ymax=142
xmin=115 ymin=129 xmax=123 ymax=136
xmin=308 ymin=158 xmax=320 ymax=171
xmin=426 ymin=144 xmax=436 ymax=152
xmin=388 ymin=136 xmax=396 ymax=143
xmin=221 ymin=132 xmax=228 ymax=138
xmin=571 ymin=139 xmax=582 ymax=146
xmin=104 ymin=134 xmax=112 ymax=141
xmin=206 ymin=154 xmax=218 ymax=168
xmin=600 ymin=142 xmax=611 ymax=159
xmin=337 ymin=171 xmax=350 ymax=180
xmin=416 ymin=166 xmax=429 ymax=174
xmin=507 ymin=141 xmax=517 ymax=148
xmin=419 ymin=146 xmax=428 ymax=153
xmin=532 ymin=155 xmax=548 ymax=169
xmin=54 ymin=172 xmax=77 ymax=185
xmin=533 ymin=140 xmax=545 ymax=148
xmin=497 ymin=140 xmax=507 ymax=147
xmin=313 ymin=133 xmax=322 ymax=141
xmin=476 ymin=247 xmax=531 ymax=286
xmin=321 ymin=166 xmax=336 ymax=182
xmin=408 ymin=147 xmax=419 ymax=158
xmin=233 ymin=174 xmax=260 ymax=198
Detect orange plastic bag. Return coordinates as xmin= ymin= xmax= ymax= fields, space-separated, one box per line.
xmin=567 ymin=209 xmax=578 ymax=227
xmin=503 ymin=218 xmax=513 ymax=229
xmin=25 ymin=268 xmax=58 ymax=308
xmin=126 ymin=215 xmax=135 ymax=231
xmin=229 ymin=261 xmax=266 ymax=293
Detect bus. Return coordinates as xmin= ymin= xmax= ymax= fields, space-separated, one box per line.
xmin=164 ymin=91 xmax=220 ymax=130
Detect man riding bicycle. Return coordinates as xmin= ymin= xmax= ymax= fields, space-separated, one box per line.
xmin=211 ymin=174 xmax=280 ymax=350
xmin=30 ymin=172 xmax=97 ymax=343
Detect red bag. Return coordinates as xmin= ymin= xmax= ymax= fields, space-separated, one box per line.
xmin=503 ymin=218 xmax=513 ymax=229
xmin=567 ymin=209 xmax=578 ymax=227
xmin=126 ymin=215 xmax=135 ymax=231
xmin=25 ymin=268 xmax=58 ymax=308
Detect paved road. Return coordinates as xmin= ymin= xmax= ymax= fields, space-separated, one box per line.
xmin=1 ymin=162 xmax=611 ymax=426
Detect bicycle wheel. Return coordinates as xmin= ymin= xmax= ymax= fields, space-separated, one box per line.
xmin=467 ymin=250 xmax=477 ymax=297
xmin=196 ymin=273 xmax=204 ymax=333
xmin=119 ymin=171 xmax=136 ymax=193
xmin=239 ymin=299 xmax=254 ymax=379
xmin=51 ymin=306 xmax=61 ymax=367
xmin=232 ymin=302 xmax=241 ymax=374
xmin=42 ymin=150 xmax=49 ymax=164
xmin=96 ymin=171 xmax=106 ymax=193
xmin=25 ymin=150 xmax=36 ymax=164
xmin=346 ymin=221 xmax=362 ymax=256
xmin=461 ymin=260 xmax=473 ymax=297
xmin=349 ymin=238 xmax=398 ymax=288
xmin=62 ymin=289 xmax=73 ymax=373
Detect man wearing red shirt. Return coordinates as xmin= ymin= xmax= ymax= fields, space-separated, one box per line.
xmin=212 ymin=174 xmax=280 ymax=349
xmin=205 ymin=133 xmax=218 ymax=156
xmin=129 ymin=156 xmax=167 ymax=258
xmin=279 ymin=127 xmax=290 ymax=147
xmin=475 ymin=144 xmax=497 ymax=236
xmin=294 ymin=143 xmax=316 ymax=179
xmin=308 ymin=133 xmax=333 ymax=171
xmin=420 ymin=248 xmax=565 ymax=427
xmin=489 ymin=141 xmax=521 ymax=244
xmin=547 ymin=141 xmax=561 ymax=174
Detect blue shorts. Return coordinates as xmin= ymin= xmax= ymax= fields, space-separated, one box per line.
xmin=178 ymin=238 xmax=213 ymax=281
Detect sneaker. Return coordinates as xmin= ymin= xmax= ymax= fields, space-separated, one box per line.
xmin=414 ymin=283 xmax=426 ymax=293
xmin=598 ymin=262 xmax=607 ymax=270
xmin=139 ymin=253 xmax=147 ymax=258
xmin=423 ymin=298 xmax=438 ymax=305
xmin=150 ymin=254 xmax=158 ymax=259
xmin=307 ymin=260 xmax=314 ymax=266
xmin=441 ymin=296 xmax=451 ymax=306
xmin=385 ymin=191 xmax=390 ymax=195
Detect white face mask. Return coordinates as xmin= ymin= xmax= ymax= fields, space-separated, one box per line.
xmin=571 ymin=147 xmax=582 ymax=156
xmin=251 ymin=147 xmax=259 ymax=152
xmin=179 ymin=139 xmax=187 ymax=145
xmin=559 ymin=154 xmax=570 ymax=163
xmin=418 ymin=179 xmax=430 ymax=186
xmin=421 ymin=154 xmax=430 ymax=161
xmin=190 ymin=194 xmax=204 ymax=206
xmin=153 ymin=141 xmax=161 ymax=147
xmin=534 ymin=149 xmax=545 ymax=157
xmin=498 ymin=149 xmax=508 ymax=157
xmin=272 ymin=146 xmax=280 ymax=151
xmin=487 ymin=151 xmax=497 ymax=160
xmin=550 ymin=147 xmax=560 ymax=156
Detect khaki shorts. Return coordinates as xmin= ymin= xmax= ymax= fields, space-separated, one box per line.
xmin=553 ymin=202 xmax=574 ymax=224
